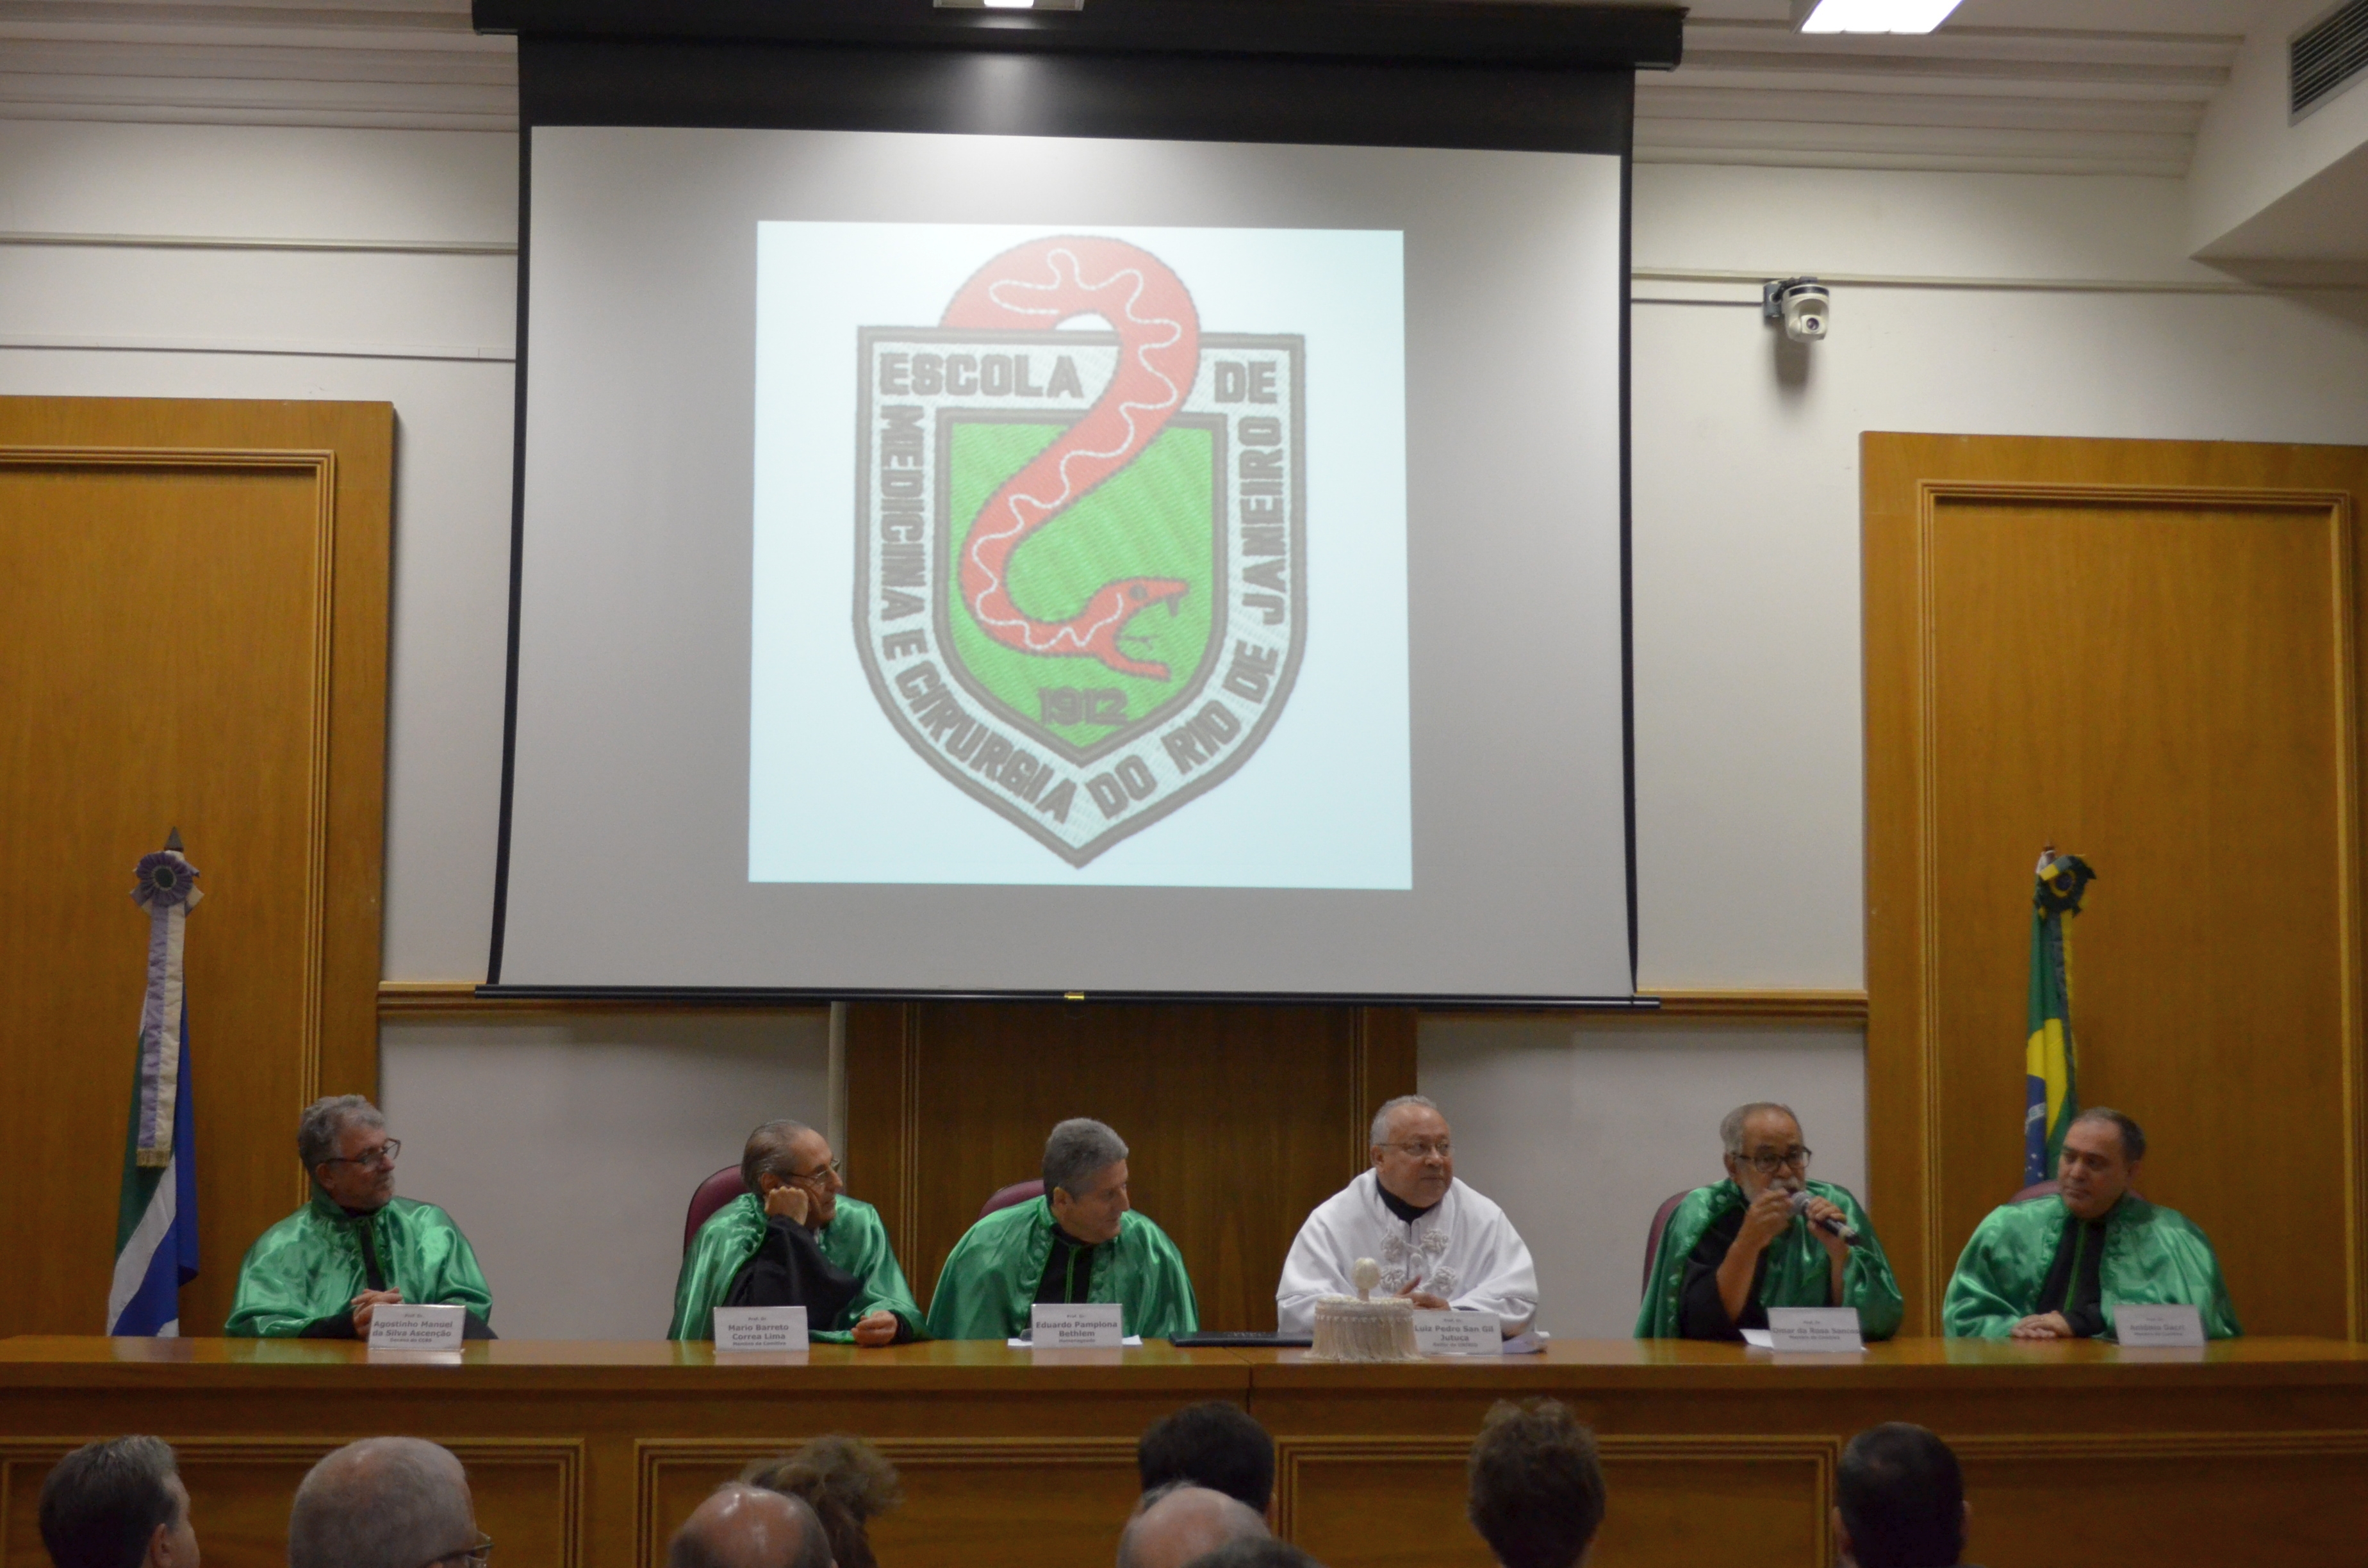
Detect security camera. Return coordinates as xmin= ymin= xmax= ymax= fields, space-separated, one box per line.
xmin=1763 ymin=277 xmax=1830 ymax=343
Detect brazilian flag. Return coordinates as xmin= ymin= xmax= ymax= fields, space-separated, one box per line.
xmin=2025 ymin=851 xmax=2097 ymax=1185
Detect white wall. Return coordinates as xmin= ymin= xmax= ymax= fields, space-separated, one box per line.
xmin=12 ymin=121 xmax=2368 ymax=1337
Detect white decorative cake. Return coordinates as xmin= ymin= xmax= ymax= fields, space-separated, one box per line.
xmin=1306 ymin=1258 xmax=1424 ymax=1362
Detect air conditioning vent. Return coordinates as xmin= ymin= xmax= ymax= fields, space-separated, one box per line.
xmin=2293 ymin=0 xmax=2368 ymax=120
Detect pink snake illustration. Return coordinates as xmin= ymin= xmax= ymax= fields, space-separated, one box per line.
xmin=942 ymin=236 xmax=1200 ymax=682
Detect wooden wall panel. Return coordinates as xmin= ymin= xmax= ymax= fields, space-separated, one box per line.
xmin=0 ymin=1438 xmax=580 ymax=1568
xmin=0 ymin=398 xmax=391 ymax=1338
xmin=846 ymin=1002 xmax=1419 ymax=1332
xmin=1863 ymin=434 xmax=2368 ymax=1337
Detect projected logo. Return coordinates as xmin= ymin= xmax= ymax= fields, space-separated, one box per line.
xmin=855 ymin=236 xmax=1305 ymax=867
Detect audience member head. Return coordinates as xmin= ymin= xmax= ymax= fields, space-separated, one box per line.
xmin=1045 ymin=1118 xmax=1131 ymax=1244
xmin=38 ymin=1437 xmax=195 ymax=1568
xmin=741 ymin=1434 xmax=901 ymax=1568
xmin=1179 ymin=1540 xmax=1324 ymax=1568
xmin=1116 ymin=1483 xmax=1267 ymax=1568
xmin=288 ymin=1438 xmax=479 ymax=1568
xmin=740 ymin=1120 xmax=845 ymax=1228
xmin=1466 ymin=1399 xmax=1606 ymax=1568
xmin=1138 ymin=1403 xmax=1276 ymax=1512
xmin=1368 ymin=1096 xmax=1453 ymax=1209
xmin=670 ymin=1483 xmax=832 ymax=1568
xmin=1720 ymin=1102 xmax=1810 ymax=1200
xmin=1835 ymin=1423 xmax=1967 ymax=1568
xmin=2059 ymin=1108 xmax=2144 ymax=1221
xmin=298 ymin=1095 xmax=398 ymax=1211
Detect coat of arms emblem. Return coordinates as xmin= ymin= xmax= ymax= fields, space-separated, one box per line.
xmin=854 ymin=236 xmax=1305 ymax=865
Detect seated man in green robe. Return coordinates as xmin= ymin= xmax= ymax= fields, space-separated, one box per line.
xmin=227 ymin=1095 xmax=493 ymax=1337
xmin=925 ymin=1117 xmax=1198 ymax=1342
xmin=1636 ymin=1102 xmax=1903 ymax=1341
xmin=669 ymin=1119 xmax=921 ymax=1343
xmin=1943 ymin=1106 xmax=2239 ymax=1340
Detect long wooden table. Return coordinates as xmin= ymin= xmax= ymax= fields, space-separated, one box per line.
xmin=4 ymin=1336 xmax=2364 ymax=1568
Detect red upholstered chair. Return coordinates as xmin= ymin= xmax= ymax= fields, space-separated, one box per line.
xmin=1640 ymin=1191 xmax=1693 ymax=1296
xmin=684 ymin=1165 xmax=746 ymax=1252
xmin=2010 ymin=1179 xmax=2061 ymax=1204
xmin=980 ymin=1179 xmax=1046 ymax=1219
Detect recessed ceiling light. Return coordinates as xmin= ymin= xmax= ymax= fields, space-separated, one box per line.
xmin=1792 ymin=0 xmax=1962 ymax=33
xmin=934 ymin=0 xmax=1087 ymax=9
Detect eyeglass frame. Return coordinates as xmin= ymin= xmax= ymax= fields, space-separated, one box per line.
xmin=1736 ymin=1146 xmax=1813 ymax=1174
xmin=784 ymin=1158 xmax=844 ymax=1186
xmin=318 ymin=1138 xmax=401 ymax=1172
xmin=1374 ymin=1140 xmax=1453 ymax=1160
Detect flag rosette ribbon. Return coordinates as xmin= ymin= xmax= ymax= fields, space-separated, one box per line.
xmin=129 ymin=848 xmax=202 ymax=1168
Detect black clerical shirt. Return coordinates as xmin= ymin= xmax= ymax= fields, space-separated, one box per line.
xmin=1379 ymin=1186 xmax=1439 ymax=1225
xmin=726 ymin=1216 xmax=866 ymax=1330
xmin=1675 ymin=1207 xmax=1834 ymax=1341
xmin=2033 ymin=1210 xmax=2109 ymax=1338
xmin=1036 ymin=1224 xmax=1099 ymax=1304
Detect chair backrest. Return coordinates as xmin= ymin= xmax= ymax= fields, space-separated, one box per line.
xmin=980 ymin=1179 xmax=1046 ymax=1219
xmin=1641 ymin=1190 xmax=1692 ymax=1296
xmin=2010 ymin=1179 xmax=2060 ymax=1205
xmin=684 ymin=1164 xmax=746 ymax=1252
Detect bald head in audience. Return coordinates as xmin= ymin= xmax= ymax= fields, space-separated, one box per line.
xmin=1117 ymin=1483 xmax=1269 ymax=1568
xmin=669 ymin=1483 xmax=833 ymax=1568
xmin=287 ymin=1438 xmax=479 ymax=1568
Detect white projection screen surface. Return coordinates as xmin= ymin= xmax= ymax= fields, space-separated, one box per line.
xmin=500 ymin=124 xmax=1631 ymax=999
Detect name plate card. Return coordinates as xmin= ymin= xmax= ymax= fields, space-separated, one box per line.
xmin=1765 ymin=1307 xmax=1866 ymax=1353
xmin=367 ymin=1303 xmax=465 ymax=1351
xmin=2114 ymin=1304 xmax=2205 ymax=1348
xmin=1030 ymin=1303 xmax=1124 ymax=1348
xmin=1411 ymin=1310 xmax=1504 ymax=1356
xmin=714 ymin=1306 xmax=809 ymax=1353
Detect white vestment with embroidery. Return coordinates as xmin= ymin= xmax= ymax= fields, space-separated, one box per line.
xmin=1276 ymin=1171 xmax=1538 ymax=1335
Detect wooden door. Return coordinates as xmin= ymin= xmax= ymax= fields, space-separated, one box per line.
xmin=1865 ymin=434 xmax=2368 ymax=1337
xmin=846 ymin=1000 xmax=1417 ymax=1331
xmin=0 ymin=397 xmax=391 ymax=1337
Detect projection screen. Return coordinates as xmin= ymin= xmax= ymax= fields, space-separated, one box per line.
xmin=492 ymin=45 xmax=1637 ymax=1001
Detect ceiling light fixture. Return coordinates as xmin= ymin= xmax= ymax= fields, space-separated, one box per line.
xmin=934 ymin=0 xmax=1087 ymax=10
xmin=1791 ymin=0 xmax=1962 ymax=33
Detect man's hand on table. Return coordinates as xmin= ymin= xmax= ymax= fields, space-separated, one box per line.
xmin=851 ymin=1311 xmax=900 ymax=1346
xmin=349 ymin=1289 xmax=404 ymax=1332
xmin=1397 ymin=1282 xmax=1452 ymax=1311
xmin=2011 ymin=1311 xmax=2073 ymax=1339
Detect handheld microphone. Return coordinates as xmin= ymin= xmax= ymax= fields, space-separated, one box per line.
xmin=1789 ymin=1188 xmax=1865 ymax=1248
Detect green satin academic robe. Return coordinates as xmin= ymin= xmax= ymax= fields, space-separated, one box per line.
xmin=667 ymin=1193 xmax=923 ymax=1341
xmin=1634 ymin=1179 xmax=1904 ymax=1341
xmin=924 ymin=1199 xmax=1199 ymax=1341
xmin=1942 ymin=1192 xmax=2241 ymax=1339
xmin=226 ymin=1190 xmax=492 ymax=1337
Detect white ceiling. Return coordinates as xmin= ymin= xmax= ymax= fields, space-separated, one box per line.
xmin=1643 ymin=0 xmax=2269 ymax=175
xmin=0 ymin=0 xmax=2293 ymax=177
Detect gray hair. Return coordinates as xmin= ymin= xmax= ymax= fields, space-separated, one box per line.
xmin=742 ymin=1120 xmax=816 ymax=1193
xmin=1117 ymin=1482 xmax=1269 ymax=1568
xmin=288 ymin=1438 xmax=473 ymax=1568
xmin=1369 ymin=1095 xmax=1442 ymax=1147
xmin=669 ymin=1483 xmax=831 ymax=1568
xmin=297 ymin=1095 xmax=385 ymax=1172
xmin=1720 ymin=1102 xmax=1800 ymax=1156
xmin=1044 ymin=1118 xmax=1128 ymax=1200
xmin=2071 ymin=1106 xmax=2147 ymax=1163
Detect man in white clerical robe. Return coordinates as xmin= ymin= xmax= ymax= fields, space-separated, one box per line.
xmin=1276 ymin=1095 xmax=1538 ymax=1337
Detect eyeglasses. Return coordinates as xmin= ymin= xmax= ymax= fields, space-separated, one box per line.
xmin=787 ymin=1159 xmax=843 ymax=1184
xmin=423 ymin=1535 xmax=491 ymax=1568
xmin=1741 ymin=1147 xmax=1812 ymax=1173
xmin=321 ymin=1139 xmax=400 ymax=1172
xmin=1377 ymin=1140 xmax=1452 ymax=1160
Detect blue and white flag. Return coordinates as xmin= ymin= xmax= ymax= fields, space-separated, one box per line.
xmin=111 ymin=845 xmax=202 ymax=1335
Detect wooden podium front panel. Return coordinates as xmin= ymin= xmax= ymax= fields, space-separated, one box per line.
xmin=8 ymin=1338 xmax=2368 ymax=1568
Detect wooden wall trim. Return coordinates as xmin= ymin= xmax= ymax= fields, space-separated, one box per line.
xmin=378 ymin=983 xmax=1868 ymax=1025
